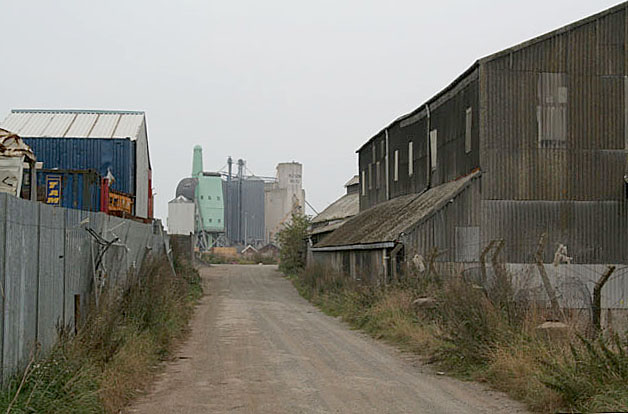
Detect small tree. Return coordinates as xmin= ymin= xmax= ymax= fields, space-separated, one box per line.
xmin=277 ymin=212 xmax=310 ymax=275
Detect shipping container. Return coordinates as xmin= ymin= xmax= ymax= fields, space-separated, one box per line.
xmin=23 ymin=137 xmax=136 ymax=195
xmin=35 ymin=169 xmax=102 ymax=212
xmin=109 ymin=190 xmax=134 ymax=215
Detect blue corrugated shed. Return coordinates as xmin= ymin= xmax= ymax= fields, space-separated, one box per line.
xmin=36 ymin=169 xmax=102 ymax=212
xmin=24 ymin=137 xmax=136 ymax=195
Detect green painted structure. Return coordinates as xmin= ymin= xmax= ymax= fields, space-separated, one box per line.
xmin=192 ymin=145 xmax=225 ymax=246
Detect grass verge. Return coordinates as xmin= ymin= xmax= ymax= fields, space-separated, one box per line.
xmin=290 ymin=263 xmax=628 ymax=413
xmin=0 ymin=254 xmax=202 ymax=414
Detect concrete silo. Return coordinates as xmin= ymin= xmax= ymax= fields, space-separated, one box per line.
xmin=264 ymin=162 xmax=305 ymax=243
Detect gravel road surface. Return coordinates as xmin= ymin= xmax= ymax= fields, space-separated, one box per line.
xmin=128 ymin=264 xmax=529 ymax=414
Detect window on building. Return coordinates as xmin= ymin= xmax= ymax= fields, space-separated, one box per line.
xmin=217 ymin=196 xmax=221 ymax=201
xmin=537 ymin=72 xmax=567 ymax=148
xmin=394 ymin=150 xmax=399 ymax=182
xmin=218 ymin=219 xmax=221 ymax=223
xmin=368 ymin=163 xmax=373 ymax=190
xmin=372 ymin=143 xmax=376 ymax=163
xmin=430 ymin=130 xmax=438 ymax=171
xmin=380 ymin=139 xmax=385 ymax=159
xmin=465 ymin=107 xmax=472 ymax=153
xmin=208 ymin=196 xmax=212 ymax=200
xmin=361 ymin=170 xmax=366 ymax=195
xmin=200 ymin=195 xmax=204 ymax=200
xmin=376 ymin=161 xmax=381 ymax=189
xmin=408 ymin=141 xmax=413 ymax=176
xmin=208 ymin=218 xmax=212 ymax=223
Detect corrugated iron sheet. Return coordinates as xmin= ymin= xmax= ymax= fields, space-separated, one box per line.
xmin=0 ymin=110 xmax=145 ymax=140
xmin=3 ymin=196 xmax=39 ymax=379
xmin=37 ymin=204 xmax=65 ymax=353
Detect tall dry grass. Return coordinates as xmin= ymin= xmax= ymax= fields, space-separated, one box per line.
xmin=291 ymin=263 xmax=628 ymax=413
xmin=0 ymin=254 xmax=202 ymax=414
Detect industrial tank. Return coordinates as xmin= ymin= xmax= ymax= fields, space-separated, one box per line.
xmin=175 ymin=177 xmax=197 ymax=200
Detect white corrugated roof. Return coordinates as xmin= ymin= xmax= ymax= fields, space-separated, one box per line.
xmin=0 ymin=109 xmax=145 ymax=140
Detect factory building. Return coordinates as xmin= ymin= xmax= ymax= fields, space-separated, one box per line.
xmin=264 ymin=162 xmax=306 ymax=243
xmin=168 ymin=147 xmax=306 ymax=248
xmin=168 ymin=146 xmax=225 ymax=248
xmin=312 ymin=3 xmax=628 ymax=289
xmin=0 ymin=109 xmax=153 ymax=218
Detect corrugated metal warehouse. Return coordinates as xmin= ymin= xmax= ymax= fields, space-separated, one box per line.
xmin=312 ymin=3 xmax=628 ymax=295
xmin=0 ymin=109 xmax=153 ymax=218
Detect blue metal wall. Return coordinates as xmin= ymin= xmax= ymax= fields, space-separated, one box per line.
xmin=23 ymin=137 xmax=136 ymax=195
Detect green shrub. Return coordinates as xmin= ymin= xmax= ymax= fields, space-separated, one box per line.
xmin=277 ymin=213 xmax=310 ymax=275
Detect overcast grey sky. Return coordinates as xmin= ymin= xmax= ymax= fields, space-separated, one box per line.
xmin=0 ymin=0 xmax=621 ymax=220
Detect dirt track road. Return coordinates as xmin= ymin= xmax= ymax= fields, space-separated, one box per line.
xmin=128 ymin=265 xmax=528 ymax=414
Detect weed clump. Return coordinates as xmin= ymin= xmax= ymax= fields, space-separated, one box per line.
xmin=0 ymin=254 xmax=202 ymax=414
xmin=290 ymin=263 xmax=628 ymax=413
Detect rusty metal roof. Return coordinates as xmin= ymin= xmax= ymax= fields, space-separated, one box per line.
xmin=316 ymin=170 xmax=481 ymax=248
xmin=0 ymin=109 xmax=145 ymax=140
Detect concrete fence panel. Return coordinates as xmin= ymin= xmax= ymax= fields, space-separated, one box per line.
xmin=64 ymin=209 xmax=94 ymax=330
xmin=3 ymin=196 xmax=39 ymax=378
xmin=37 ymin=204 xmax=65 ymax=354
xmin=0 ymin=194 xmax=6 ymax=376
xmin=0 ymin=194 xmax=169 ymax=380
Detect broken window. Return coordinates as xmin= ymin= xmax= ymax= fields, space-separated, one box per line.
xmin=537 ymin=72 xmax=567 ymax=148
xmin=394 ymin=150 xmax=399 ymax=182
xmin=361 ymin=170 xmax=366 ymax=195
xmin=408 ymin=141 xmax=413 ymax=176
xmin=465 ymin=107 xmax=472 ymax=153
xmin=430 ymin=130 xmax=438 ymax=170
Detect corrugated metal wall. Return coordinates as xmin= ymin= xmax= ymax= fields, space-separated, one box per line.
xmin=359 ymin=71 xmax=480 ymax=211
xmin=402 ymin=177 xmax=481 ymax=262
xmin=23 ymin=137 xmax=136 ymax=196
xmin=480 ymin=6 xmax=628 ymax=264
xmin=0 ymin=193 xmax=167 ymax=380
xmin=224 ymin=179 xmax=265 ymax=244
xmin=311 ymin=249 xmax=386 ymax=284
